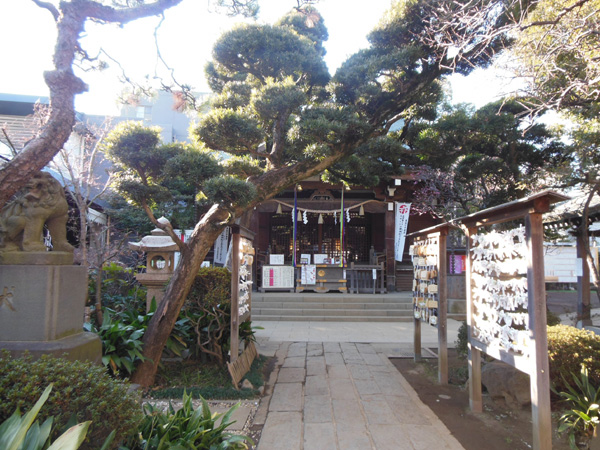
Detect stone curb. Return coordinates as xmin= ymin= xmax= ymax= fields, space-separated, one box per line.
xmin=253 ymin=341 xmax=290 ymax=426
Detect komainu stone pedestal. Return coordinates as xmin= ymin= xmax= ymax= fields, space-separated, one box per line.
xmin=0 ymin=262 xmax=101 ymax=363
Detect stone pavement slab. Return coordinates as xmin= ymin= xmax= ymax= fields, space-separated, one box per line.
xmin=306 ymin=355 xmax=326 ymax=376
xmin=269 ymin=382 xmax=303 ymax=412
xmin=277 ymin=367 xmax=306 ymax=383
xmin=212 ymin=405 xmax=254 ymax=431
xmin=304 ymin=422 xmax=337 ymax=449
xmin=258 ymin=411 xmax=302 ymax=450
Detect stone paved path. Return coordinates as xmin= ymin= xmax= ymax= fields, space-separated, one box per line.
xmin=254 ymin=341 xmax=464 ymax=450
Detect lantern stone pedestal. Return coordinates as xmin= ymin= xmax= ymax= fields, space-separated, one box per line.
xmin=0 ymin=253 xmax=101 ymax=363
xmin=129 ymin=218 xmax=178 ymax=312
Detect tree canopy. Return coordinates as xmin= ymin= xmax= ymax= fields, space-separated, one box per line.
xmin=404 ymin=100 xmax=569 ymax=219
xmin=511 ymin=0 xmax=600 ymax=118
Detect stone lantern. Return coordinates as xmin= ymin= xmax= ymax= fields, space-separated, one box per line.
xmin=129 ymin=217 xmax=178 ymax=312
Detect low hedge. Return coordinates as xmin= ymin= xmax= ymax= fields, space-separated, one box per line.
xmin=0 ymin=351 xmax=142 ymax=450
xmin=547 ymin=325 xmax=600 ymax=393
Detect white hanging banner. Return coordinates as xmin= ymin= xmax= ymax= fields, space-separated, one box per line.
xmin=214 ymin=227 xmax=231 ymax=266
xmin=394 ymin=202 xmax=411 ymax=262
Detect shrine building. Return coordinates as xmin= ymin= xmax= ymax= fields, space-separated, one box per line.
xmin=245 ymin=174 xmax=439 ymax=294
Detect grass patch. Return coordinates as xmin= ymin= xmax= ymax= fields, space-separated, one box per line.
xmin=155 ymin=360 xmax=231 ymax=389
xmin=242 ymin=354 xmax=267 ymax=388
xmin=150 ymin=354 xmax=269 ymax=400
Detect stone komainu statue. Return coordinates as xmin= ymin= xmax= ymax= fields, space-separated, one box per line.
xmin=0 ymin=172 xmax=73 ymax=253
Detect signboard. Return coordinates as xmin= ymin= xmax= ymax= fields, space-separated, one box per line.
xmin=314 ymin=254 xmax=327 ymax=264
xmin=269 ymin=254 xmax=285 ymax=265
xmin=301 ymin=264 xmax=316 ymax=285
xmin=450 ymin=255 xmax=466 ymax=274
xmin=173 ymin=229 xmax=193 ymax=268
xmin=394 ymin=202 xmax=411 ymax=261
xmin=262 ymin=265 xmax=295 ymax=289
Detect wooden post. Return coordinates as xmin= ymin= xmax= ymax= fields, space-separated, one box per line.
xmin=576 ymin=231 xmax=592 ymax=327
xmin=385 ymin=204 xmax=396 ymax=291
xmin=414 ymin=316 xmax=422 ymax=361
xmin=525 ymin=213 xmax=552 ymax=450
xmin=465 ymin=226 xmax=482 ymax=412
xmin=438 ymin=230 xmax=448 ymax=385
xmin=468 ymin=346 xmax=482 ymax=412
xmin=230 ymin=226 xmax=241 ymax=364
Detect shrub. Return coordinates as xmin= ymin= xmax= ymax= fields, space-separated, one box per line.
xmin=124 ymin=391 xmax=252 ymax=449
xmin=88 ymin=262 xmax=146 ymax=315
xmin=455 ymin=321 xmax=468 ymax=360
xmin=86 ymin=300 xmax=195 ymax=378
xmin=84 ymin=308 xmax=146 ymax=377
xmin=555 ymin=366 xmax=600 ymax=450
xmin=547 ymin=325 xmax=600 ymax=393
xmin=184 ymin=267 xmax=232 ymax=363
xmin=187 ymin=267 xmax=232 ymax=309
xmin=0 ymin=384 xmax=113 ymax=450
xmin=546 ymin=309 xmax=562 ymax=326
xmin=0 ymin=352 xmax=142 ymax=450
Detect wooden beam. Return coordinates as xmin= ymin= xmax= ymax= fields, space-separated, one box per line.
xmin=458 ymin=190 xmax=569 ymax=229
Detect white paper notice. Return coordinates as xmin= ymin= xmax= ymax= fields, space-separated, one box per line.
xmin=269 ymin=254 xmax=285 ymax=265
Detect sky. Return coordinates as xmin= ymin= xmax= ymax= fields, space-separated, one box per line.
xmin=0 ymin=0 xmax=514 ymax=116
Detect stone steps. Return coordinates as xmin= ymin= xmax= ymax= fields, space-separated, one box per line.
xmin=252 ymin=315 xmax=413 ymax=322
xmin=251 ymin=292 xmax=414 ymax=322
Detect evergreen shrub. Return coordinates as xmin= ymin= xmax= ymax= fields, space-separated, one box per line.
xmin=0 ymin=352 xmax=142 ymax=450
xmin=187 ymin=267 xmax=231 ymax=309
xmin=184 ymin=267 xmax=232 ymax=362
xmin=547 ymin=325 xmax=600 ymax=393
xmin=183 ymin=267 xmax=260 ymax=363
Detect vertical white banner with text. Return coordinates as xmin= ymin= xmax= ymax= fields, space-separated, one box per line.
xmin=395 ymin=202 xmax=411 ymax=262
xmin=214 ymin=227 xmax=231 ymax=266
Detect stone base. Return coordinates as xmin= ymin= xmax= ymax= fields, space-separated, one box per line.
xmin=0 ymin=331 xmax=102 ymax=364
xmin=0 ymin=265 xmax=86 ymax=341
xmin=0 ymin=251 xmax=73 ymax=265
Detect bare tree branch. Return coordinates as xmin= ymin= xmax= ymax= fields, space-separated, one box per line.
xmin=31 ymin=0 xmax=59 ymax=21
xmin=0 ymin=0 xmax=183 ymax=208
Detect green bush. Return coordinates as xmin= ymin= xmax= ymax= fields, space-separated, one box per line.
xmin=183 ymin=267 xmax=261 ymax=365
xmin=546 ymin=309 xmax=562 ymax=326
xmin=554 ymin=366 xmax=600 ymax=449
xmin=85 ymin=300 xmax=195 ymax=378
xmin=84 ymin=308 xmax=147 ymax=377
xmin=455 ymin=321 xmax=468 ymax=360
xmin=124 ymin=392 xmax=252 ymax=449
xmin=184 ymin=267 xmax=232 ymax=363
xmin=88 ymin=262 xmax=146 ymax=315
xmin=0 ymin=384 xmax=113 ymax=450
xmin=547 ymin=325 xmax=600 ymax=393
xmin=0 ymin=352 xmax=142 ymax=450
xmin=187 ymin=267 xmax=232 ymax=309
